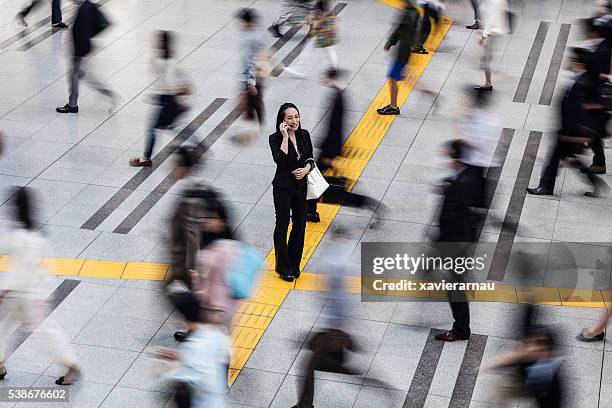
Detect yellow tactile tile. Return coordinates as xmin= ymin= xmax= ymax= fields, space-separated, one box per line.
xmin=517 ymin=286 xmax=562 ymax=306
xmin=233 ymin=312 xmax=272 ymax=330
xmin=474 ymin=284 xmax=518 ymax=303
xmin=236 ymin=301 xmax=279 ymax=318
xmin=230 ymin=347 xmax=253 ymax=370
xmin=559 ymin=288 xmax=605 ymax=308
xmin=228 ymin=368 xmax=240 ymax=385
xmin=0 ymin=255 xmax=12 ymax=272
xmin=121 ymin=262 xmax=169 ymax=280
xmin=79 ymin=260 xmax=126 ymax=279
xmin=295 ymin=272 xmax=328 ymax=291
xmin=41 ymin=258 xmax=84 ymax=276
xmin=250 ymin=287 xmax=291 ymax=306
xmin=231 ymin=326 xmax=264 ymax=349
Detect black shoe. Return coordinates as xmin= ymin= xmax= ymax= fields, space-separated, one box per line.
xmin=0 ymin=365 xmax=5 ymax=380
xmin=268 ymin=24 xmax=282 ymax=38
xmin=474 ymin=85 xmax=493 ymax=92
xmin=466 ymin=22 xmax=481 ymax=29
xmin=576 ymin=329 xmax=605 ymax=342
xmin=56 ymin=104 xmax=78 ymax=113
xmin=377 ymin=105 xmax=400 ymax=115
xmin=590 ymin=165 xmax=607 ymax=174
xmin=15 ymin=14 xmax=27 ymax=27
xmin=306 ymin=212 xmax=320 ymax=223
xmin=526 ymin=186 xmax=553 ymax=196
xmin=412 ymin=46 xmax=429 ymax=54
xmin=293 ymin=269 xmax=301 ymax=279
xmin=434 ymin=330 xmax=469 ymax=342
xmin=277 ymin=273 xmax=294 ymax=282
xmin=52 ymin=22 xmax=68 ymax=29
xmin=174 ymin=331 xmax=189 ymax=342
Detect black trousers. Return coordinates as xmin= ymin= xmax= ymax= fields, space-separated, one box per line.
xmin=273 ymin=185 xmax=307 ymax=277
xmin=589 ymin=111 xmax=610 ymax=167
xmin=20 ymin=0 xmax=62 ymax=24
xmin=448 ymin=289 xmax=471 ymax=337
xmin=418 ymin=3 xmax=440 ymax=48
xmin=297 ymin=330 xmax=354 ymax=408
xmin=144 ymin=94 xmax=184 ymax=160
xmin=540 ymin=140 xmax=597 ymax=191
xmin=245 ymin=84 xmax=265 ymax=125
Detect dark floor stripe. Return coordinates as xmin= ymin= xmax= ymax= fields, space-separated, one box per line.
xmin=80 ymin=98 xmax=226 ymax=230
xmin=539 ymin=24 xmax=571 ymax=105
xmin=16 ymin=0 xmax=112 ymax=52
xmin=112 ymin=109 xmax=242 ymax=234
xmin=448 ymin=334 xmax=488 ymax=408
xmin=403 ymin=329 xmax=446 ymax=408
xmin=486 ymin=131 xmax=542 ymax=281
xmin=487 ymin=23 xmax=570 ymax=281
xmin=474 ymin=128 xmax=515 ymax=240
xmin=271 ymin=3 xmax=347 ymax=77
xmin=7 ymin=279 xmax=80 ymax=358
xmin=0 ymin=4 xmax=77 ymax=50
xmin=513 ymin=22 xmax=549 ymax=103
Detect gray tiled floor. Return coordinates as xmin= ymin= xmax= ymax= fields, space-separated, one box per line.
xmin=0 ymin=0 xmax=610 ymax=406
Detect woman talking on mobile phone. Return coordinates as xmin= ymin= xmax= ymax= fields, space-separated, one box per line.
xmin=269 ymin=103 xmax=315 ymax=282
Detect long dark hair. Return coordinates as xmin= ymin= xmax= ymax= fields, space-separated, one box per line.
xmin=159 ymin=30 xmax=173 ymax=60
xmin=15 ymin=186 xmax=34 ymax=230
xmin=275 ymin=103 xmax=302 ymax=134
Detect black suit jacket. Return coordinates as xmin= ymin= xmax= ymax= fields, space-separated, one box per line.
xmin=438 ymin=166 xmax=479 ymax=243
xmin=559 ymin=73 xmax=594 ymax=138
xmin=269 ymin=129 xmax=315 ymax=189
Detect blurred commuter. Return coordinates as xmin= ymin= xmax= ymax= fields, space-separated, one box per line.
xmin=56 ymin=0 xmax=116 ymax=114
xmin=268 ymin=0 xmax=313 ymax=38
xmin=167 ymin=147 xmax=230 ymax=342
xmin=482 ymin=324 xmax=563 ymax=407
xmin=456 ymin=86 xmax=500 ymax=209
xmin=434 ymin=140 xmax=480 ymax=342
xmin=377 ymin=0 xmax=420 ymax=116
xmin=156 ymin=291 xmax=231 ymax=408
xmin=413 ymin=0 xmax=444 ymax=54
xmin=581 ymin=18 xmax=612 ymax=174
xmin=466 ymin=0 xmax=481 ymax=29
xmin=237 ymin=9 xmax=266 ymax=127
xmin=0 ymin=187 xmax=79 ymax=385
xmin=130 ymin=31 xmax=191 ymax=167
xmin=310 ymin=0 xmax=339 ymax=68
xmin=527 ymin=48 xmax=608 ymax=197
xmin=191 ymin=239 xmax=239 ymax=329
xmin=270 ymin=103 xmax=315 ymax=282
xmin=306 ymin=68 xmax=344 ymax=222
xmin=292 ymin=228 xmax=357 ymax=408
xmin=475 ymin=0 xmax=510 ymax=92
xmin=16 ymin=0 xmax=67 ymax=28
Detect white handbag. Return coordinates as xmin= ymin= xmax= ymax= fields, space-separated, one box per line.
xmin=306 ymin=163 xmax=329 ymax=200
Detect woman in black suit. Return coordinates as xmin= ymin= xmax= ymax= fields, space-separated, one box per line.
xmin=269 ymin=103 xmax=314 ymax=282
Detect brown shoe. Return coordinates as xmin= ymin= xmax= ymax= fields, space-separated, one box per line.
xmin=129 ymin=158 xmax=152 ymax=167
xmin=590 ymin=165 xmax=606 ymax=174
xmin=434 ymin=330 xmax=469 ymax=342
xmin=0 ymin=363 xmax=6 ymax=380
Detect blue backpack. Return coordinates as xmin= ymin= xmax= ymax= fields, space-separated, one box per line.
xmin=225 ymin=242 xmax=264 ymax=299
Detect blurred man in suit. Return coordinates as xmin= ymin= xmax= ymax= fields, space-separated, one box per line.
xmin=527 ymin=48 xmax=607 ymax=197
